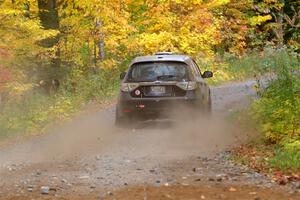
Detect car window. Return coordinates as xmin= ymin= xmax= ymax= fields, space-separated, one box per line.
xmin=191 ymin=61 xmax=202 ymax=76
xmin=127 ymin=62 xmax=189 ymax=82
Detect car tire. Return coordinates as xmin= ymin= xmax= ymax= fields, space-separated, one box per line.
xmin=115 ymin=109 xmax=130 ymax=128
xmin=207 ymin=96 xmax=212 ymax=114
xmin=115 ymin=116 xmax=127 ymax=127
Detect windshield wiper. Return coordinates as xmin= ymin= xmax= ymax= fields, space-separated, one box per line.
xmin=156 ymin=75 xmax=179 ymax=80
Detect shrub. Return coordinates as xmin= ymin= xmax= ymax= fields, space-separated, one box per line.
xmin=248 ymin=49 xmax=300 ymax=173
xmin=229 ymin=49 xmax=300 ymax=174
xmin=251 ymin=49 xmax=300 ymax=143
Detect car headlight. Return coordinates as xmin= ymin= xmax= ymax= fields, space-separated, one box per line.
xmin=176 ymin=81 xmax=198 ymax=90
xmin=121 ymin=83 xmax=139 ymax=92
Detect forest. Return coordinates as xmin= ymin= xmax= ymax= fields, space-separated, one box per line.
xmin=0 ymin=0 xmax=299 ymax=173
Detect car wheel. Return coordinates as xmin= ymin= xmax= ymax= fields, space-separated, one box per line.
xmin=115 ymin=116 xmax=127 ymax=127
xmin=115 ymin=109 xmax=131 ymax=127
xmin=207 ymin=96 xmax=212 ymax=114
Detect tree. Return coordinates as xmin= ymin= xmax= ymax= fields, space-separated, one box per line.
xmin=215 ymin=0 xmax=254 ymax=55
xmin=56 ymin=0 xmax=133 ymax=70
xmin=253 ymin=0 xmax=300 ymax=50
xmin=0 ymin=0 xmax=59 ymax=94
xmin=127 ymin=0 xmax=229 ymax=57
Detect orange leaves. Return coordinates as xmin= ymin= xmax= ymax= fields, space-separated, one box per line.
xmin=216 ymin=0 xmax=253 ymax=55
xmin=272 ymin=172 xmax=300 ymax=185
xmin=0 ymin=67 xmax=12 ymax=92
xmin=233 ymin=143 xmax=300 ymax=185
xmin=0 ymin=47 xmax=10 ymax=59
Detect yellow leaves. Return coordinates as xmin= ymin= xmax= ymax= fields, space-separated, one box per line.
xmin=0 ymin=8 xmax=22 ymax=16
xmin=209 ymin=64 xmax=234 ymax=84
xmin=169 ymin=0 xmax=229 ymax=8
xmin=206 ymin=0 xmax=230 ymax=8
xmin=48 ymin=97 xmax=75 ymax=120
xmin=57 ymin=0 xmax=232 ymax=65
xmin=170 ymin=0 xmax=204 ymax=6
xmin=249 ymin=15 xmax=272 ymax=26
xmin=0 ymin=0 xmax=58 ymax=68
xmin=58 ymin=0 xmax=134 ymax=64
xmin=176 ymin=24 xmax=220 ymax=56
xmin=99 ymin=59 xmax=117 ymax=69
xmin=18 ymin=20 xmax=60 ymax=41
xmin=127 ymin=0 xmax=223 ymax=57
xmin=7 ymin=82 xmax=34 ymax=97
xmin=137 ymin=32 xmax=177 ymax=54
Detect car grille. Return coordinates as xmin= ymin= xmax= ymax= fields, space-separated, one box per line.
xmin=130 ymin=85 xmax=186 ymax=98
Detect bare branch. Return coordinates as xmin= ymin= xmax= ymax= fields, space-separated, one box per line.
xmin=283 ymin=11 xmax=300 ymax=28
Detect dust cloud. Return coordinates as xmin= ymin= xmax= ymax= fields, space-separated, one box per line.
xmin=0 ymin=108 xmax=239 ymax=167
xmin=0 ymin=81 xmax=256 ymax=170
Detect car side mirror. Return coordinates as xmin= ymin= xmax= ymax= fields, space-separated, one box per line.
xmin=120 ymin=72 xmax=127 ymax=80
xmin=202 ymin=71 xmax=213 ymax=79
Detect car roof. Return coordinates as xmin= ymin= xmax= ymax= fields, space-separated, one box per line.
xmin=130 ymin=54 xmax=192 ymax=66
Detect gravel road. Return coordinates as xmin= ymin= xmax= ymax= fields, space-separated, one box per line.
xmin=0 ymin=80 xmax=299 ymax=200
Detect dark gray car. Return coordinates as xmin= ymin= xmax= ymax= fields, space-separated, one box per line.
xmin=116 ymin=53 xmax=213 ymax=125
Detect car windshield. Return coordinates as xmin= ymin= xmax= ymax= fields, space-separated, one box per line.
xmin=127 ymin=62 xmax=189 ymax=82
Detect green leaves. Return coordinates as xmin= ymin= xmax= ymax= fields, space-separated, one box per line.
xmin=250 ymin=49 xmax=300 ymax=143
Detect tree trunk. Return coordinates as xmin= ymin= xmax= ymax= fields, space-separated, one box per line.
xmin=277 ymin=7 xmax=284 ymax=47
xmin=38 ymin=0 xmax=60 ymax=66
xmin=96 ymin=20 xmax=105 ymax=61
xmin=38 ymin=0 xmax=61 ymax=93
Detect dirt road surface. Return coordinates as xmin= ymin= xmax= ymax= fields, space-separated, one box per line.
xmin=0 ymin=81 xmax=299 ymax=200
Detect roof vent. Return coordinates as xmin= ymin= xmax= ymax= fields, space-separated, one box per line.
xmin=155 ymin=52 xmax=174 ymax=56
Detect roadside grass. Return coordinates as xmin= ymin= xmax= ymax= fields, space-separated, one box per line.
xmin=231 ymin=110 xmax=300 ymax=178
xmin=269 ymin=149 xmax=300 ymax=173
xmin=269 ymin=138 xmax=300 ymax=173
xmin=230 ymin=48 xmax=300 ymax=179
xmin=0 ymin=69 xmax=119 ymax=140
xmin=233 ymin=141 xmax=300 ymax=176
xmin=0 ymin=93 xmax=78 ymax=139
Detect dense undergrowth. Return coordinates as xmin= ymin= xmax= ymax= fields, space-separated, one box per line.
xmin=0 ymin=69 xmax=119 ymax=139
xmin=231 ymin=48 xmax=300 ymax=175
